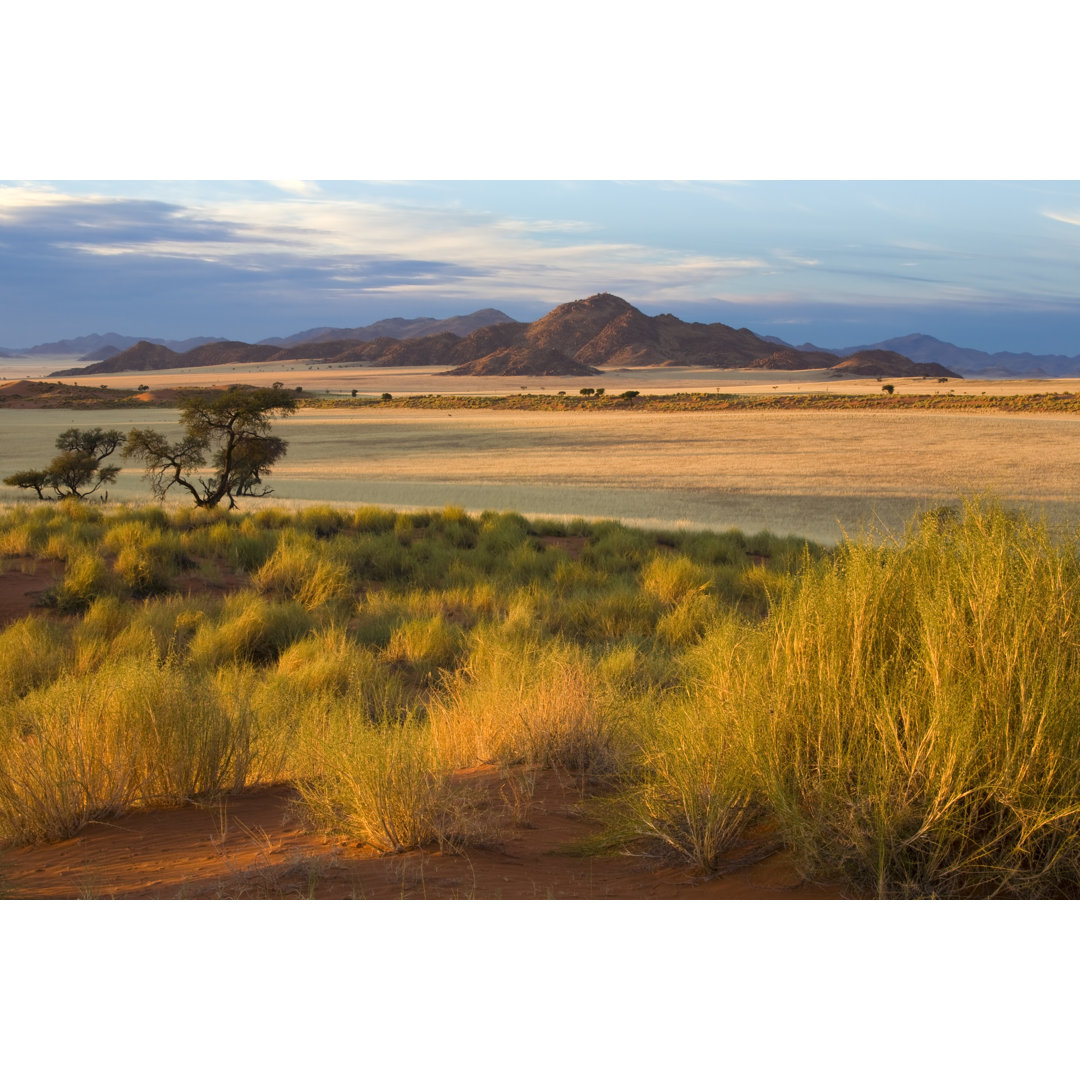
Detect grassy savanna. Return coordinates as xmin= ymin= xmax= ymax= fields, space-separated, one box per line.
xmin=4 ymin=498 xmax=1080 ymax=898
xmin=6 ymin=407 xmax=1080 ymax=543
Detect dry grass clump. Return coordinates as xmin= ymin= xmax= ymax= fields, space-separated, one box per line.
xmin=743 ymin=501 xmax=1080 ymax=898
xmin=382 ymin=615 xmax=467 ymax=682
xmin=0 ymin=617 xmax=70 ymax=704
xmin=0 ymin=518 xmax=50 ymax=557
xmin=102 ymin=519 xmax=189 ymax=596
xmin=641 ymin=552 xmax=713 ymax=607
xmin=428 ymin=629 xmax=622 ymax=774
xmin=49 ymin=549 xmax=116 ymax=612
xmin=596 ymin=620 xmax=761 ymax=870
xmin=187 ymin=593 xmax=313 ymax=667
xmin=351 ymin=505 xmax=398 ymax=533
xmin=295 ymin=719 xmax=481 ymax=854
xmin=252 ymin=534 xmax=353 ymax=610
xmin=0 ymin=666 xmax=143 ymax=843
xmin=0 ymin=656 xmax=261 ymax=843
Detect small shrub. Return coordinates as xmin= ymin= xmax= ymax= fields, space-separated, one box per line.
xmin=50 ymin=550 xmax=115 ymax=612
xmin=429 ymin=631 xmax=621 ymax=774
xmin=188 ymin=594 xmax=312 ymax=667
xmin=383 ymin=615 xmax=466 ymax=680
xmin=352 ymin=506 xmax=398 ymax=534
xmin=253 ymin=536 xmax=352 ymax=610
xmin=641 ymin=553 xmax=712 ymax=607
xmin=0 ymin=618 xmax=69 ymax=704
xmin=295 ymin=719 xmax=474 ymax=854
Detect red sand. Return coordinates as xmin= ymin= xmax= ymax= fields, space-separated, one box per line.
xmin=0 ymin=770 xmax=851 ymax=900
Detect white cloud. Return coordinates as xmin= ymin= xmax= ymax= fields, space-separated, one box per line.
xmin=1042 ymin=209 xmax=1080 ymax=227
xmin=49 ymin=193 xmax=774 ymax=304
xmin=0 ymin=183 xmax=80 ymax=215
xmin=266 ymin=180 xmax=321 ymax=197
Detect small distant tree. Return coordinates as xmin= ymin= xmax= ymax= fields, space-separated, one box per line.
xmin=579 ymin=388 xmax=595 ymax=397
xmin=882 ymin=384 xmax=896 ymax=395
xmin=381 ymin=392 xmax=393 ymax=401
xmin=123 ymin=387 xmax=297 ymax=509
xmin=938 ymin=377 xmax=949 ymax=383
xmin=351 ymin=388 xmax=358 ymax=397
xmin=4 ymin=427 xmax=123 ymax=500
xmin=595 ymin=388 xmax=605 ymax=397
xmin=619 ymin=390 xmax=640 ymax=404
xmin=272 ymin=381 xmax=284 ymax=390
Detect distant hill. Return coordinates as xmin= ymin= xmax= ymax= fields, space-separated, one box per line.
xmin=258 ymin=309 xmax=518 ymax=347
xmin=830 ymin=350 xmax=958 ymax=379
xmin=49 ymin=340 xmax=284 ymax=377
xmin=78 ymin=345 xmax=123 ymax=367
xmin=7 ymin=332 xmax=227 ymax=359
xmin=430 ymin=294 xmax=960 ymax=377
xmin=442 ymin=347 xmax=602 ymax=377
xmin=776 ymin=332 xmax=1080 ymax=378
xmin=51 ymin=341 xmax=184 ymax=375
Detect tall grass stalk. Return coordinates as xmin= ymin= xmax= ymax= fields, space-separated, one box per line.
xmin=295 ymin=719 xmax=471 ymax=853
xmin=428 ymin=630 xmax=622 ymax=773
xmin=605 ymin=620 xmax=762 ymax=870
xmin=744 ymin=502 xmax=1080 ymax=898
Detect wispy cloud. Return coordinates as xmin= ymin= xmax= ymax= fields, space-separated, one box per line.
xmin=267 ymin=180 xmax=321 ymax=197
xmin=1042 ymin=209 xmax=1080 ymax=227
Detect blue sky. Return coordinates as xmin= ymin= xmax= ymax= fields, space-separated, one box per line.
xmin=2 ymin=180 xmax=1078 ymax=354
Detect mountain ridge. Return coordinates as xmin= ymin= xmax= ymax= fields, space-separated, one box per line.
xmin=257 ymin=309 xmax=518 ymax=347
xmin=49 ymin=294 xmax=962 ymax=380
xmin=769 ymin=332 xmax=1080 ymax=378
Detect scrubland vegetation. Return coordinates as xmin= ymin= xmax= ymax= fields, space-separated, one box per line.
xmin=304 ymin=390 xmax=1080 ymax=414
xmin=3 ymin=497 xmax=1080 ymax=897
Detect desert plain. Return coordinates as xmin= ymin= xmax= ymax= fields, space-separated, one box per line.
xmin=4 ymin=360 xmax=1080 ymax=900
xmin=5 ymin=361 xmax=1080 ymax=545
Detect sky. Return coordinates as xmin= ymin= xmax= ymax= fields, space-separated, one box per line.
xmin=2 ymin=179 xmax=1079 ymax=355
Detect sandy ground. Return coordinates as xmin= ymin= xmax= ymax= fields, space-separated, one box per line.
xmin=0 ymin=769 xmax=851 ymax=900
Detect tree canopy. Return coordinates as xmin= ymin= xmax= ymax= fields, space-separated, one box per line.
xmin=123 ymin=387 xmax=297 ymax=509
xmin=3 ymin=427 xmax=123 ymax=500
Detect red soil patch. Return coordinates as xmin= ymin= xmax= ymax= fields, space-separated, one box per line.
xmin=0 ymin=768 xmax=852 ymax=900
xmin=538 ymin=535 xmax=587 ymax=559
xmin=0 ymin=558 xmax=63 ymax=627
xmin=171 ymin=561 xmax=250 ymax=599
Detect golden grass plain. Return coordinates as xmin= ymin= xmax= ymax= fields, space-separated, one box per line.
xmin=5 ymin=398 xmax=1080 ymax=543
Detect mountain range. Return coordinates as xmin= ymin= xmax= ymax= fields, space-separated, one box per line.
xmin=764 ymin=333 xmax=1080 ymax=378
xmin=9 ymin=306 xmax=1077 ymax=377
xmin=48 ymin=294 xmax=959 ymax=380
xmin=5 ymin=332 xmax=228 ymax=357
xmin=256 ymin=309 xmax=518 ymax=347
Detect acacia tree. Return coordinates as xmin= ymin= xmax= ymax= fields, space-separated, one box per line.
xmin=123 ymin=387 xmax=297 ymax=509
xmin=3 ymin=427 xmax=123 ymax=500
